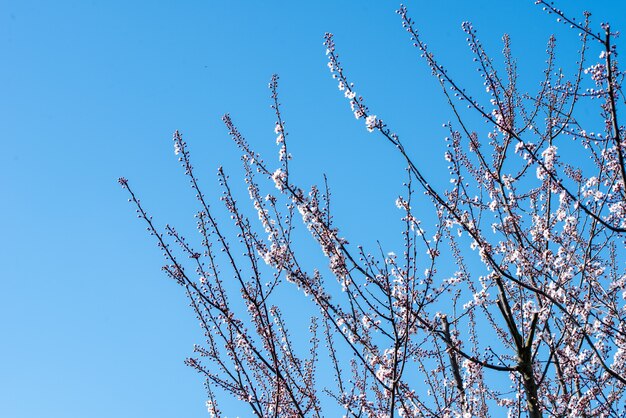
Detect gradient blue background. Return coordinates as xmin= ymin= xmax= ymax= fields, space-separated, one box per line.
xmin=2 ymin=1 xmax=625 ymax=416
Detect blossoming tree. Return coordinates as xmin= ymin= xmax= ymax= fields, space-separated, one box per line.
xmin=121 ymin=1 xmax=625 ymax=416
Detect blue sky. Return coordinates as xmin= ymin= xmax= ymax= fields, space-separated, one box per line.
xmin=2 ymin=1 xmax=625 ymax=417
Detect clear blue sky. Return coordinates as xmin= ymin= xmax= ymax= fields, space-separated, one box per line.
xmin=1 ymin=1 xmax=625 ymax=417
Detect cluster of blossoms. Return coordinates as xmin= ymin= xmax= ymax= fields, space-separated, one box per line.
xmin=325 ymin=33 xmax=380 ymax=133
xmin=536 ymin=145 xmax=558 ymax=180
